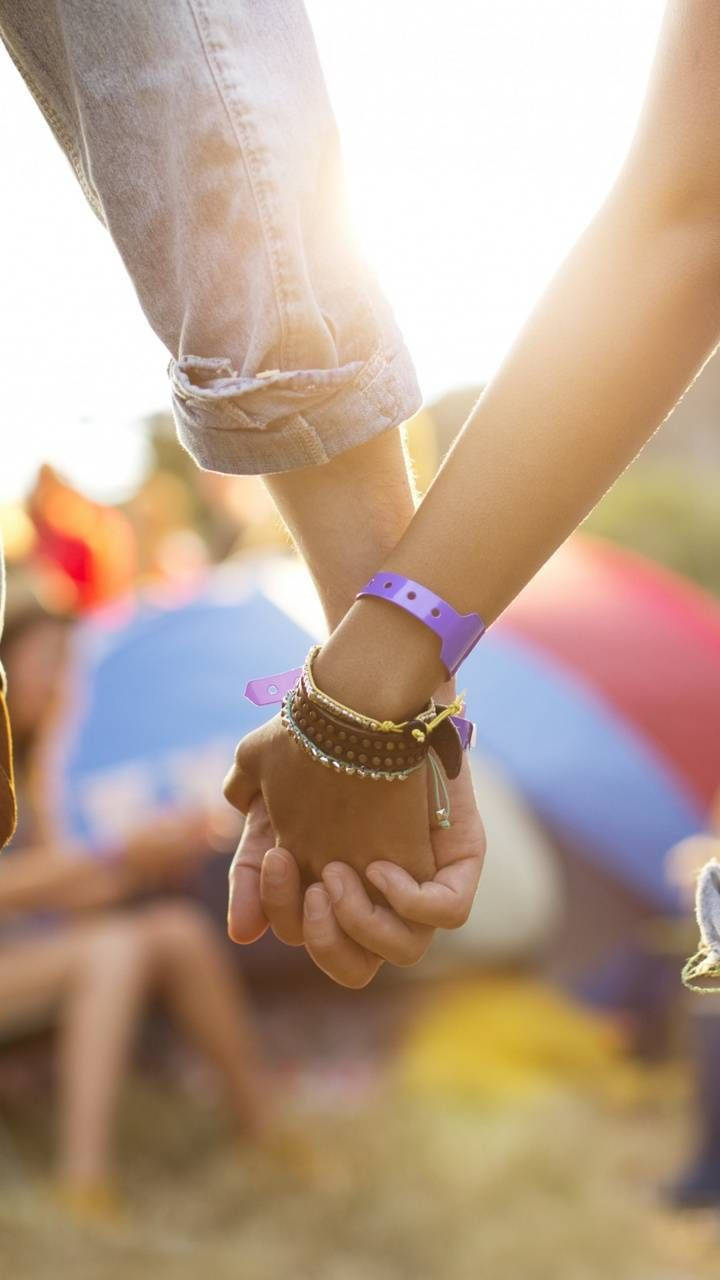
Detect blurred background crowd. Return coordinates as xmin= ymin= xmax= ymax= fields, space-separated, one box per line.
xmin=1 ymin=367 xmax=720 ymax=1279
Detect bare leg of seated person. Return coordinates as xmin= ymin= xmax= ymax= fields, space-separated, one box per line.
xmin=0 ymin=901 xmax=266 ymax=1201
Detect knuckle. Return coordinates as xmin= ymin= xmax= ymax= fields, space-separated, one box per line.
xmin=223 ymin=769 xmax=249 ymax=808
xmin=233 ymin=732 xmax=255 ymax=765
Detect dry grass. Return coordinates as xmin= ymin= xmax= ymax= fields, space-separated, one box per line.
xmin=1 ymin=1071 xmax=719 ymax=1280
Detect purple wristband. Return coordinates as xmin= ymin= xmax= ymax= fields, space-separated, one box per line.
xmin=244 ymin=667 xmax=302 ymax=708
xmin=355 ymin=572 xmax=485 ymax=676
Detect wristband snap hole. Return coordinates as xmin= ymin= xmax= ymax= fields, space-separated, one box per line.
xmin=383 ymin=581 xmax=392 ymax=589
xmin=407 ymin=590 xmax=417 ymax=600
xmin=431 ymin=607 xmax=440 ymax=617
xmin=268 ymin=684 xmax=278 ymax=695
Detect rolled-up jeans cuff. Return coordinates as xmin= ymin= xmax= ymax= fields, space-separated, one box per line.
xmin=169 ymin=340 xmax=422 ymax=477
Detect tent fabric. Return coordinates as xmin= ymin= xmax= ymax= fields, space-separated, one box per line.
xmin=459 ymin=629 xmax=702 ymax=911
xmin=435 ymin=755 xmax=564 ymax=961
xmin=55 ymin=587 xmax=314 ymax=844
xmin=502 ymin=538 xmax=720 ymax=808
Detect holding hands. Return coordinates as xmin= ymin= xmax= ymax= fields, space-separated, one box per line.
xmin=225 ymin=584 xmax=487 ymax=988
xmin=226 ymin=750 xmax=485 ymax=988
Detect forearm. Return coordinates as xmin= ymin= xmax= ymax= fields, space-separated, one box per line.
xmin=316 ymin=0 xmax=720 ymax=718
xmin=264 ymin=428 xmax=418 ymax=630
xmin=389 ymin=209 xmax=720 ymax=627
xmin=0 ymin=846 xmax=133 ymax=916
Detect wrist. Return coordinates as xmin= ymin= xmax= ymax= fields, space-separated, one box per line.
xmin=313 ymin=596 xmax=447 ymax=723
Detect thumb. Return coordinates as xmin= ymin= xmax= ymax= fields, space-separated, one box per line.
xmin=222 ymin=727 xmax=264 ymax=815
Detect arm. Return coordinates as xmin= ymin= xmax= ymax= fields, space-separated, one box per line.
xmin=264 ymin=429 xmax=418 ymax=631
xmin=317 ymin=0 xmax=720 ymax=721
xmin=0 ymin=810 xmax=215 ymax=916
xmin=0 ymin=844 xmax=133 ymax=916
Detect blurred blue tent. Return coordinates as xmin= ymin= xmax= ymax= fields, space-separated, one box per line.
xmin=54 ymin=577 xmax=313 ymax=845
xmin=460 ymin=631 xmax=700 ymax=912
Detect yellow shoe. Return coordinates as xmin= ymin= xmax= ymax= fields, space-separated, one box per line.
xmin=52 ymin=1179 xmax=125 ymax=1225
xmin=243 ymin=1125 xmax=333 ymax=1187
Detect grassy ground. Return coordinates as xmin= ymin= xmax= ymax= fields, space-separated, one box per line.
xmin=1 ymin=1068 xmax=719 ymax=1280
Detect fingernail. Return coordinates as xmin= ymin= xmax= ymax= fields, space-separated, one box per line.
xmin=323 ymin=871 xmax=343 ymax=904
xmin=367 ymin=868 xmax=387 ymax=895
xmin=305 ymin=886 xmax=330 ymax=920
xmin=263 ymin=850 xmax=287 ymax=884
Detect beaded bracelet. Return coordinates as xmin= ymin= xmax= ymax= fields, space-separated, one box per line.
xmin=281 ymin=689 xmax=424 ymax=782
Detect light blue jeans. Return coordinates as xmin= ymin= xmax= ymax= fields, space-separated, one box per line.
xmin=0 ymin=0 xmax=420 ymax=478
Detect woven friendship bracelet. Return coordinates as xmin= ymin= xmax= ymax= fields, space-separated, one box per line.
xmin=300 ymin=645 xmax=465 ymax=743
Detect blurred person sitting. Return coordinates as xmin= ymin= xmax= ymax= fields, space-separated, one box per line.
xmin=665 ymin=796 xmax=720 ymax=1209
xmin=0 ymin=581 xmax=267 ymax=1216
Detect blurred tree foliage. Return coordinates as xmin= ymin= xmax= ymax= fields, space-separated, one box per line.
xmin=583 ymin=463 xmax=720 ymax=599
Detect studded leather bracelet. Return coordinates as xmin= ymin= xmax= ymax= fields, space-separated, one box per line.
xmin=278 ymin=644 xmax=466 ymax=781
xmin=283 ymin=684 xmax=427 ymax=781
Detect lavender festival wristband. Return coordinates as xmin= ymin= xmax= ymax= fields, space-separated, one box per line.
xmin=355 ymin=572 xmax=485 ymax=677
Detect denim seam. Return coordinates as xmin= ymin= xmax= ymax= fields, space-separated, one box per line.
xmin=170 ymin=337 xmax=394 ymax=431
xmin=186 ymin=0 xmax=292 ymax=369
xmin=175 ymin=341 xmax=404 ymax=442
xmin=179 ymin=412 xmax=331 ymax=469
xmin=174 ymin=337 xmax=420 ymax=474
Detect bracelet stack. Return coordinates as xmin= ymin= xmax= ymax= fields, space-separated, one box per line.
xmin=244 ymin=574 xmax=485 ymax=831
xmin=280 ymin=644 xmax=466 ymax=784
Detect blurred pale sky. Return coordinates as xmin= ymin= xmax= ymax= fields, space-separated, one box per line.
xmin=0 ymin=0 xmax=664 ymax=503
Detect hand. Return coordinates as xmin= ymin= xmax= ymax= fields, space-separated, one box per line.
xmin=227 ymin=754 xmax=485 ymax=987
xmin=223 ymin=711 xmax=439 ymax=894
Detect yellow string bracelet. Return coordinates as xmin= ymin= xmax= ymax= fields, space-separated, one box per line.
xmin=303 ymin=644 xmax=465 ymax=738
xmin=407 ymin=693 xmax=467 ymax=742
